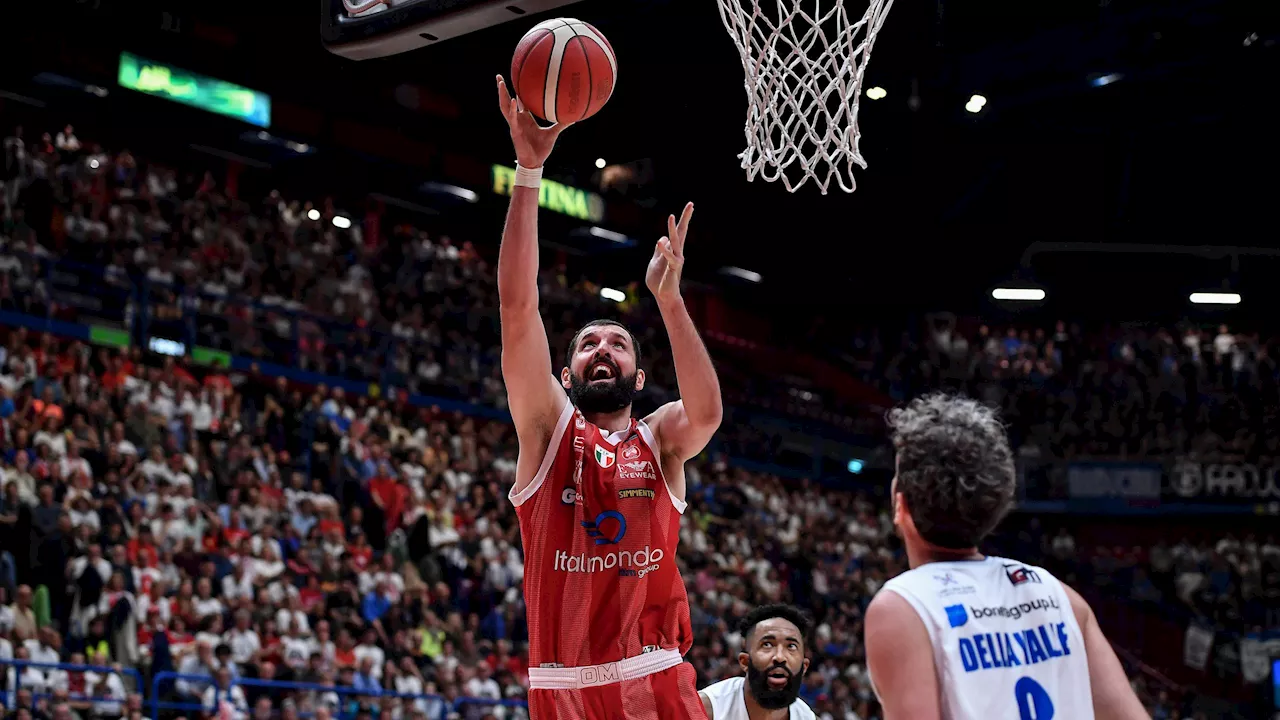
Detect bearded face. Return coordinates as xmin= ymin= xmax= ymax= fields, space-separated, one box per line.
xmin=564 ymin=324 xmax=643 ymax=414
xmin=740 ymin=617 xmax=809 ymax=710
xmin=745 ymin=655 xmax=805 ymax=709
xmin=568 ymin=354 xmax=639 ymax=413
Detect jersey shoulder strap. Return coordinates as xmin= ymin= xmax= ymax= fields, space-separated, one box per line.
xmin=701 ymin=676 xmax=744 ymax=719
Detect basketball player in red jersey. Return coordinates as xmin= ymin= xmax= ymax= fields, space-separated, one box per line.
xmin=495 ymin=75 xmax=722 ymax=720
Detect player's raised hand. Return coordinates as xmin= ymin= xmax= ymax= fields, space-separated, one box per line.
xmin=646 ymin=202 xmax=694 ymax=305
xmin=497 ymin=75 xmax=570 ymax=170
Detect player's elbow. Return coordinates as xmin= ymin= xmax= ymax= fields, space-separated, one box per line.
xmin=498 ymin=301 xmax=543 ymax=340
xmin=685 ymin=388 xmax=724 ymax=427
xmin=497 ymin=292 xmax=537 ymax=317
xmin=688 ymin=403 xmax=723 ymax=432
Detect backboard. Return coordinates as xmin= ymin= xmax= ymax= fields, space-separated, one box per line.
xmin=321 ymin=0 xmax=586 ymax=60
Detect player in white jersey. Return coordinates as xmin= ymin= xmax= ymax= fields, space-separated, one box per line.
xmin=866 ymin=393 xmax=1150 ymax=720
xmin=699 ymin=604 xmax=817 ymax=720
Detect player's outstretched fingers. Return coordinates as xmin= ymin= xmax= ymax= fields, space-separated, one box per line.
xmin=497 ymin=76 xmax=515 ymax=123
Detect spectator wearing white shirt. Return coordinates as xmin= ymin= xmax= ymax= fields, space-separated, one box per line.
xmin=139 ymin=446 xmax=172 ymax=484
xmin=353 ymin=628 xmax=385 ymax=680
xmin=55 ymin=125 xmax=80 ymax=153
xmin=57 ymin=443 xmax=92 ymax=482
xmin=6 ymin=645 xmax=47 ymax=701
xmin=135 ymin=581 xmax=172 ymax=624
xmin=192 ymin=577 xmax=224 ymax=620
xmin=359 ymin=554 xmax=405 ymax=603
xmin=222 ymin=562 xmax=255 ymax=605
xmin=463 ymin=663 xmax=502 ymax=705
xmin=226 ymin=611 xmax=261 ymax=668
xmin=202 ymin=668 xmax=248 ymax=720
xmin=275 ymin=595 xmax=310 ymax=638
xmin=176 ymin=642 xmax=218 ymax=698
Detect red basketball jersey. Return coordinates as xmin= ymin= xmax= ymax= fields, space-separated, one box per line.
xmin=510 ymin=402 xmax=693 ymax=668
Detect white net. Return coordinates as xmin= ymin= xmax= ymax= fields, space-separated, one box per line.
xmin=716 ymin=0 xmax=895 ymax=194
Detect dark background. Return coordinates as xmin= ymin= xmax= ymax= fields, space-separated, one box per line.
xmin=5 ymin=0 xmax=1279 ymax=320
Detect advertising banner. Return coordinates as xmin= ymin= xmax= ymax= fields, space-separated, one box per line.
xmin=1066 ymin=461 xmax=1163 ymax=500
xmin=1167 ymin=460 xmax=1280 ymax=502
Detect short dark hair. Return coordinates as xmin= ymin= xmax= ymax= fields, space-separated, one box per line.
xmin=738 ymin=604 xmax=813 ymax=649
xmin=887 ymin=392 xmax=1016 ymax=549
xmin=565 ymin=319 xmax=642 ymax=369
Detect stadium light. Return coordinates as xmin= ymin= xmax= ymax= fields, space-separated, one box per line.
xmin=866 ymin=87 xmax=887 ymax=100
xmin=720 ymin=266 xmax=763 ymax=283
xmin=965 ymin=94 xmax=987 ymax=113
xmin=1090 ymin=73 xmax=1123 ymax=87
xmin=306 ymin=208 xmax=321 ymax=221
xmin=1189 ymin=292 xmax=1241 ymax=305
xmin=847 ymin=459 xmax=865 ymax=474
xmin=595 ymin=158 xmax=607 ymax=169
xmin=992 ymin=287 xmax=1046 ymax=301
xmin=588 ymin=226 xmax=630 ymax=244
xmin=332 ymin=215 xmax=352 ymax=229
xmin=600 ymin=287 xmax=625 ymax=303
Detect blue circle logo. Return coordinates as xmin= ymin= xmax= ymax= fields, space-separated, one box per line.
xmin=581 ymin=510 xmax=626 ymax=545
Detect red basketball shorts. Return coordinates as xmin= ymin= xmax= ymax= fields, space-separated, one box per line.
xmin=527 ymin=661 xmax=707 ymax=720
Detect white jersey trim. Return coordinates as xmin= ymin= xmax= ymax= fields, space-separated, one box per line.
xmin=636 ymin=420 xmax=686 ymax=514
xmin=508 ymin=401 xmax=575 ymax=508
xmin=700 ymin=676 xmax=816 ymax=720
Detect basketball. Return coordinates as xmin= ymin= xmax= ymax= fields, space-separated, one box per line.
xmin=510 ymin=18 xmax=617 ymax=125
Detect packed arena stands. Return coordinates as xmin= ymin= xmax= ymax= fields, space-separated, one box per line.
xmin=2 ymin=118 xmax=1278 ymax=720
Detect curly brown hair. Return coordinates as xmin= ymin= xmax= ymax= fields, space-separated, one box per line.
xmin=887 ymin=392 xmax=1016 ymax=550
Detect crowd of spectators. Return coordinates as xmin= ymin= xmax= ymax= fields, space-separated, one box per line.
xmin=2 ymin=117 xmax=1276 ymax=720
xmin=838 ymin=314 xmax=1280 ymax=467
xmin=0 ymin=324 xmax=901 ymax=720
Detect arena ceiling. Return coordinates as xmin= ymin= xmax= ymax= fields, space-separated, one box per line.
xmin=7 ymin=0 xmax=1280 ymax=316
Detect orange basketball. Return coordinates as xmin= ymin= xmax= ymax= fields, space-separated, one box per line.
xmin=511 ymin=18 xmax=617 ymax=125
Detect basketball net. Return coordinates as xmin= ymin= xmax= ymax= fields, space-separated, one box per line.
xmin=717 ymin=0 xmax=895 ymax=194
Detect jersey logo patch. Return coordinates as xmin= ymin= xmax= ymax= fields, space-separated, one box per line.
xmin=945 ymin=604 xmax=969 ymax=628
xmin=594 ymin=446 xmax=616 ymax=468
xmin=617 ymin=487 xmax=655 ymax=500
xmin=934 ymin=572 xmax=977 ymax=598
xmin=618 ymin=460 xmax=656 ymax=481
xmin=582 ymin=510 xmax=626 ymax=545
xmin=622 ymin=443 xmax=641 ymax=460
xmin=1004 ymin=564 xmax=1042 ymax=586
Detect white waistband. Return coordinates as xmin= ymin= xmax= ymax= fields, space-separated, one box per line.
xmin=527 ymin=648 xmax=683 ymax=690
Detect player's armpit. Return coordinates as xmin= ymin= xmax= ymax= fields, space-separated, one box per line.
xmin=1064 ymin=584 xmax=1151 ymax=720
xmin=865 ymin=590 xmax=942 ymax=720
xmin=647 ymin=399 xmax=720 ymax=463
xmin=697 ymin=692 xmax=713 ymax=720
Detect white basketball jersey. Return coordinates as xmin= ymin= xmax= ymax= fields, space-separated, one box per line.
xmin=700 ymin=676 xmax=816 ymax=720
xmin=875 ymin=556 xmax=1093 ymax=720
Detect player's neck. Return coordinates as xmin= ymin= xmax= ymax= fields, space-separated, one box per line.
xmin=582 ymin=407 xmax=632 ymax=435
xmin=906 ymin=537 xmax=983 ymax=569
xmin=742 ymin=688 xmax=791 ymax=720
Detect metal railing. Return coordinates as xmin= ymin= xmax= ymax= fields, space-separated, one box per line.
xmin=0 ymin=661 xmax=526 ymax=720
xmin=149 ymin=671 xmax=525 ymax=720
xmin=0 ymin=659 xmax=143 ymax=712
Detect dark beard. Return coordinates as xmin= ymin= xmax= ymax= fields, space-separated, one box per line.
xmin=567 ymin=371 xmax=638 ymax=414
xmin=746 ymin=661 xmax=803 ymax=710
